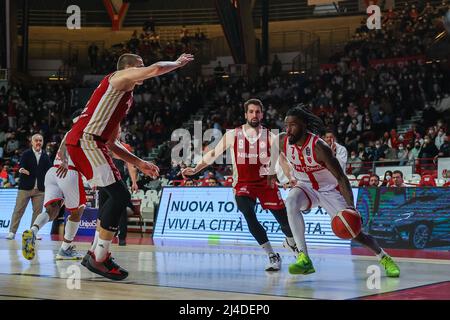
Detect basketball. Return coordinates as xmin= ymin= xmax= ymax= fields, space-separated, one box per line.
xmin=331 ymin=209 xmax=362 ymax=239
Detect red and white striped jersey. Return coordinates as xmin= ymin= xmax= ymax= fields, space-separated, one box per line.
xmin=230 ymin=126 xmax=272 ymax=186
xmin=284 ymin=132 xmax=338 ymax=191
xmin=66 ymin=73 xmax=133 ymax=145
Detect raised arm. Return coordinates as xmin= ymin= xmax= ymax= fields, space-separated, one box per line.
xmin=182 ymin=130 xmax=234 ymax=177
xmin=110 ymin=53 xmax=194 ymax=90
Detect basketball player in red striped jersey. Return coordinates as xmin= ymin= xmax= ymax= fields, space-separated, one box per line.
xmin=183 ymin=99 xmax=300 ymax=271
xmin=277 ymin=105 xmax=400 ymax=277
xmin=66 ymin=53 xmax=194 ymax=280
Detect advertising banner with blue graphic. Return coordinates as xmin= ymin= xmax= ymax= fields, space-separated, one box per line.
xmin=63 ymin=207 xmax=98 ymax=237
xmin=153 ymin=187 xmax=359 ymax=247
xmin=0 ymin=189 xmax=52 ymax=235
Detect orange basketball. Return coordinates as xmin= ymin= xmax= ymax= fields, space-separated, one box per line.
xmin=331 ymin=209 xmax=362 ymax=239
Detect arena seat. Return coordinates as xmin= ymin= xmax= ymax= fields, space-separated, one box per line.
xmin=145 ymin=189 xmax=160 ymax=205
xmin=140 ymin=198 xmax=155 ymax=232
xmin=419 ymin=175 xmax=437 ymax=187
xmin=346 ymin=174 xmax=358 ymax=187
xmin=131 ymin=189 xmax=145 ymax=200
xmin=128 ymin=198 xmax=144 ymax=237
xmin=405 ymin=173 xmax=421 ymax=182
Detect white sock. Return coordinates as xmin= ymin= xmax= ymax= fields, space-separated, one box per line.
xmin=31 ymin=212 xmax=50 ymax=236
xmin=64 ymin=220 xmax=80 ymax=242
xmin=90 ymin=231 xmax=99 ymax=252
xmin=376 ymin=249 xmax=387 ymax=260
xmin=261 ymin=241 xmax=275 ymax=256
xmin=61 ymin=241 xmax=72 ymax=251
xmin=94 ymin=238 xmax=111 ymax=262
xmin=285 ymin=188 xmax=309 ymax=255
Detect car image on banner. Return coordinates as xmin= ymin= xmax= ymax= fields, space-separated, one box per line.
xmin=357 ymin=187 xmax=450 ymax=249
xmin=153 ymin=187 xmax=359 ymax=247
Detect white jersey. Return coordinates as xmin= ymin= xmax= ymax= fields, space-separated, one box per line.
xmin=53 ymin=133 xmax=75 ymax=167
xmin=284 ymin=132 xmax=338 ymax=191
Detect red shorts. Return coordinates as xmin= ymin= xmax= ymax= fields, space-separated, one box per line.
xmin=234 ymin=182 xmax=285 ymax=210
xmin=66 ymin=138 xmax=121 ymax=187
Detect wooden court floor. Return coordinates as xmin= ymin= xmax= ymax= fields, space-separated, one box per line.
xmin=1 ymin=236 xmax=450 ymax=300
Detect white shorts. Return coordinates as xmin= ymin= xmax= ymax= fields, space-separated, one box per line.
xmin=291 ymin=183 xmax=348 ymax=219
xmin=44 ymin=166 xmax=87 ymax=210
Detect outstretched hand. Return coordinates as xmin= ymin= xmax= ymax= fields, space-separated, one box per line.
xmin=138 ymin=161 xmax=160 ymax=179
xmin=181 ymin=167 xmax=196 ymax=179
xmin=176 ymin=53 xmax=194 ymax=67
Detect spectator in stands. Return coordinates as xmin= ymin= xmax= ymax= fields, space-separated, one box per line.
xmin=437 ymin=135 xmax=450 ymax=158
xmin=88 ymin=43 xmax=99 ymax=70
xmin=324 ymin=130 xmax=348 ymax=171
xmin=397 ymin=143 xmax=409 ymax=166
xmin=206 ymin=177 xmax=220 ymax=187
xmin=143 ymin=16 xmax=155 ymax=34
xmin=0 ymin=165 xmax=11 ymax=187
xmin=194 ymin=28 xmax=207 ymax=41
xmin=435 ymin=128 xmax=446 ymax=150
xmin=392 ymin=170 xmax=407 ymax=187
xmin=184 ymin=178 xmax=194 ymax=186
xmin=408 ymin=140 xmax=421 ymax=164
xmin=381 ymin=170 xmax=393 ymax=186
xmin=214 ymin=61 xmax=225 ymax=78
xmin=271 ymin=55 xmax=282 ymax=77
xmin=369 ymin=174 xmax=380 ymax=187
xmin=418 ymin=135 xmax=439 ymax=162
xmin=347 ymin=150 xmax=362 ymax=176
xmin=5 ymin=132 xmax=19 ymax=157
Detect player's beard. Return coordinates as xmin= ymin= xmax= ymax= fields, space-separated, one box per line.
xmin=288 ymin=133 xmax=301 ymax=145
xmin=248 ymin=119 xmax=260 ymax=128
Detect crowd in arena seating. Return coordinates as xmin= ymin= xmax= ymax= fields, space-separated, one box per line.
xmin=88 ymin=26 xmax=208 ymax=75
xmin=330 ymin=1 xmax=450 ymax=63
xmin=1 ymin=2 xmax=450 ymax=190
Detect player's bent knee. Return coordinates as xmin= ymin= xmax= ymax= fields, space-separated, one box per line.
xmin=68 ymin=208 xmax=84 ymax=221
xmin=45 ymin=201 xmax=62 ymax=220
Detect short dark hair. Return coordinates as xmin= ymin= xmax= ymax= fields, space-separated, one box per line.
xmin=325 ymin=129 xmax=335 ymax=136
xmin=370 ymin=174 xmax=380 ymax=180
xmin=244 ymin=99 xmax=264 ymax=112
xmin=392 ymin=170 xmax=403 ymax=178
xmin=116 ymin=53 xmax=142 ymax=70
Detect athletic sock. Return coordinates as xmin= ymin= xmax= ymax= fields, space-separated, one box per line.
xmin=261 ymin=241 xmax=275 ymax=256
xmin=64 ymin=220 xmax=80 ymax=242
xmin=31 ymin=212 xmax=50 ymax=236
xmin=90 ymin=230 xmax=99 ymax=252
xmin=94 ymin=238 xmax=111 ymax=262
xmin=376 ymin=249 xmax=387 ymax=260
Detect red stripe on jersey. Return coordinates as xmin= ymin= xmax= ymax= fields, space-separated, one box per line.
xmin=298 ymin=133 xmax=320 ymax=190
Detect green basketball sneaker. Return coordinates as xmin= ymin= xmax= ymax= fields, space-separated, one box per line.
xmin=380 ymin=255 xmax=400 ymax=277
xmin=288 ymin=252 xmax=316 ymax=275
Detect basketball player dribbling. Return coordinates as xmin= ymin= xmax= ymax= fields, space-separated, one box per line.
xmin=277 ymin=105 xmax=400 ymax=277
xmin=183 ymin=99 xmax=302 ymax=271
xmin=65 ymin=53 xmax=194 ymax=280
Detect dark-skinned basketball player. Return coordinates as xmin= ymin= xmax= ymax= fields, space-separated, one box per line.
xmin=277 ymin=105 xmax=400 ymax=277
xmin=183 ymin=99 xmax=301 ymax=271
